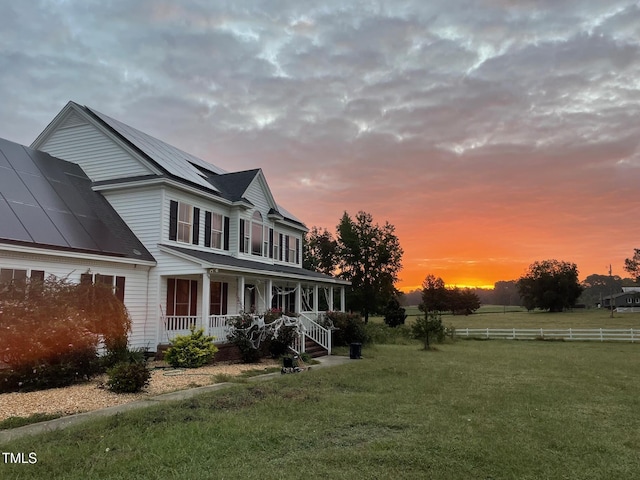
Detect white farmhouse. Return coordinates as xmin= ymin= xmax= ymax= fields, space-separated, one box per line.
xmin=1 ymin=101 xmax=348 ymax=355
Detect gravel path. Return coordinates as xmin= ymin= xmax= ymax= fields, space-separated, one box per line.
xmin=0 ymin=360 xmax=278 ymax=421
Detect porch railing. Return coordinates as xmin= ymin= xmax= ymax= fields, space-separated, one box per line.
xmin=299 ymin=312 xmax=332 ymax=355
xmin=162 ymin=313 xmax=332 ymax=355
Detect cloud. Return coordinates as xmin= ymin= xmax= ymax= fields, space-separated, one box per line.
xmin=1 ymin=0 xmax=640 ymax=288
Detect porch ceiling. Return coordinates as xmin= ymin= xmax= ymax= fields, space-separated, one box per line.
xmin=159 ymin=244 xmax=350 ymax=285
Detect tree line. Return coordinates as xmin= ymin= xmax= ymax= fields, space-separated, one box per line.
xmin=305 ymin=211 xmax=640 ymax=315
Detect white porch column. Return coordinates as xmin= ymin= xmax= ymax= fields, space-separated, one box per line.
xmin=201 ymin=273 xmax=210 ymax=332
xmin=266 ymin=279 xmax=273 ymax=311
xmin=328 ymin=286 xmax=334 ymax=312
xmin=296 ymin=282 xmax=302 ymax=314
xmin=238 ymin=276 xmax=245 ymax=313
xmin=340 ymin=286 xmax=346 ymax=312
xmin=313 ymin=285 xmax=319 ymax=313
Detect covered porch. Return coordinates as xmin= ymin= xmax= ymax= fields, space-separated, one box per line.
xmin=157 ymin=246 xmax=348 ymax=355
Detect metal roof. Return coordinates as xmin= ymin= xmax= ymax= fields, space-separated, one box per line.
xmin=161 ymin=244 xmax=349 ymax=285
xmin=0 ymin=137 xmax=155 ymax=262
xmin=84 ymin=105 xmax=225 ymax=192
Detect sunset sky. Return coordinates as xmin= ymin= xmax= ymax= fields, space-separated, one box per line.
xmin=2 ymin=1 xmax=640 ymax=291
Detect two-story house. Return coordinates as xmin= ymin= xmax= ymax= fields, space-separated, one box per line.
xmin=1 ymin=101 xmax=348 ymax=354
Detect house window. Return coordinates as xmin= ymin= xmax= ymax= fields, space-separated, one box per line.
xmin=0 ymin=268 xmax=28 ymax=285
xmin=288 ymin=235 xmax=297 ymax=264
xmin=273 ymin=232 xmax=279 ymax=260
xmin=178 ymin=202 xmax=193 ymax=243
xmin=239 ymin=219 xmax=250 ymax=253
xmin=210 ymin=282 xmax=228 ymax=315
xmin=166 ymin=278 xmax=197 ymax=316
xmin=251 ymin=211 xmax=263 ymax=256
xmin=80 ymin=273 xmax=126 ymax=303
xmin=263 ymin=226 xmax=270 ymax=258
xmin=627 ymin=297 xmax=633 ymax=304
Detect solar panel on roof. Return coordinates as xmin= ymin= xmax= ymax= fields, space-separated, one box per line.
xmin=19 ymin=172 xmax=71 ymax=213
xmin=9 ymin=202 xmax=67 ymax=246
xmin=0 ymin=195 xmax=32 ymax=242
xmin=0 ymin=166 xmax=38 ymax=205
xmin=1 ymin=140 xmax=41 ymax=175
xmin=88 ymin=107 xmax=225 ymax=191
xmin=46 ymin=210 xmax=99 ymax=250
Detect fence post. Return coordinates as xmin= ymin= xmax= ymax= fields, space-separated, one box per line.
xmin=569 ymin=328 xmax=572 ymax=340
xmin=632 ymin=328 xmax=635 ymax=343
xmin=600 ymin=328 xmax=603 ymax=342
xmin=540 ymin=328 xmax=543 ymax=339
xmin=512 ymin=327 xmax=516 ymax=339
xmin=486 ymin=328 xmax=489 ymax=339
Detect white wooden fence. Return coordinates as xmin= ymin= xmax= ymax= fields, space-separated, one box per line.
xmin=457 ymin=328 xmax=639 ymax=343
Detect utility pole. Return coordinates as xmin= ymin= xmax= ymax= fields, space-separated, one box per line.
xmin=609 ymin=264 xmax=614 ymax=319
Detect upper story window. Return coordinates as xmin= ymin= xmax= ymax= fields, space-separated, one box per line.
xmin=251 ymin=211 xmax=263 ymax=256
xmin=204 ymin=211 xmax=229 ymax=250
xmin=169 ymin=200 xmax=200 ymax=245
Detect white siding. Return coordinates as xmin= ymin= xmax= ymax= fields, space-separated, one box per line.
xmin=244 ymin=176 xmax=273 ymax=218
xmin=0 ymin=250 xmax=153 ymax=349
xmin=39 ymin=123 xmax=153 ymax=181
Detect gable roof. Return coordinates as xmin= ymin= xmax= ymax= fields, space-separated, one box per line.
xmin=0 ymin=137 xmax=155 ymax=263
xmin=33 ymin=101 xmax=306 ymax=228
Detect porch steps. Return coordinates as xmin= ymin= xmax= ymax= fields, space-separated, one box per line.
xmin=304 ymin=337 xmax=328 ymax=358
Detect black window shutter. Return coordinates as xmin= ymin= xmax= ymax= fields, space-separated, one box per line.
xmin=115 ymin=276 xmax=126 ymax=303
xmin=222 ymin=282 xmax=228 ymax=315
xmin=285 ymin=235 xmax=290 ymax=262
xmin=269 ymin=228 xmax=274 ymax=259
xmin=166 ymin=278 xmax=175 ymax=316
xmin=190 ymin=280 xmax=198 ymax=316
xmin=169 ymin=200 xmax=178 ymax=241
xmin=279 ymin=233 xmax=284 ymax=261
xmin=239 ymin=219 xmax=245 ymax=253
xmin=204 ymin=211 xmax=212 ymax=247
xmin=296 ymin=238 xmax=300 ymax=264
xmin=223 ymin=216 xmax=230 ymax=250
xmin=192 ymin=207 xmax=200 ymax=245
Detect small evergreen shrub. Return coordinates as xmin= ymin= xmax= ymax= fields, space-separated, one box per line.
xmin=164 ymin=327 xmax=218 ymax=368
xmin=383 ymin=297 xmax=408 ymax=328
xmin=411 ymin=312 xmax=445 ymax=350
xmin=106 ymin=361 xmax=151 ymax=393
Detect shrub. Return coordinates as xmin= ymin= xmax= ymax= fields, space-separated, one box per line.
xmin=267 ymin=325 xmax=298 ymax=358
xmin=0 ymin=276 xmax=132 ymax=392
xmin=383 ymin=297 xmax=407 ymax=328
xmin=411 ymin=312 xmax=445 ymax=350
xmin=364 ymin=322 xmax=412 ymax=345
xmin=106 ymin=362 xmax=151 ymax=393
xmin=164 ymin=327 xmax=218 ymax=368
xmin=322 ymin=311 xmax=367 ymax=346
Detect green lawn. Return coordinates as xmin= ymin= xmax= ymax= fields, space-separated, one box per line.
xmin=2 ymin=341 xmax=639 ymax=479
xmin=375 ymin=305 xmax=640 ymax=329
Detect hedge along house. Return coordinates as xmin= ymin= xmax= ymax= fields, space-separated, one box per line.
xmin=0 ymin=136 xmax=156 ymax=348
xmin=28 ymin=101 xmax=349 ymax=354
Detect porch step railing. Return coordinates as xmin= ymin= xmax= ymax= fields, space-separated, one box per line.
xmin=299 ymin=312 xmax=332 ymax=355
xmin=162 ymin=313 xmax=332 ymax=355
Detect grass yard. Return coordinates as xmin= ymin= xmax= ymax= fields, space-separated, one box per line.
xmin=374 ymin=305 xmax=640 ymax=329
xmin=1 ymin=341 xmax=639 ymax=479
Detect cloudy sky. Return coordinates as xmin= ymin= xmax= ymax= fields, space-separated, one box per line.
xmin=2 ymin=1 xmax=640 ymax=290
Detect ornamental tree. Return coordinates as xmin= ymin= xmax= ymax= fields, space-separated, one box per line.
xmin=624 ymin=249 xmax=640 ymax=283
xmin=516 ymin=259 xmax=584 ymax=312
xmin=336 ymin=211 xmax=403 ymax=323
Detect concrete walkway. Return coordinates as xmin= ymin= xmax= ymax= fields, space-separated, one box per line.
xmin=0 ymin=355 xmax=352 ymax=444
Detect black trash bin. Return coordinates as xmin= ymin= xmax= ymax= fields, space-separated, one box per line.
xmin=349 ymin=342 xmax=362 ymax=359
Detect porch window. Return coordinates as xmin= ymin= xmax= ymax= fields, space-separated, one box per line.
xmin=210 ymin=281 xmax=228 ymax=315
xmin=167 ymin=278 xmax=197 ymax=316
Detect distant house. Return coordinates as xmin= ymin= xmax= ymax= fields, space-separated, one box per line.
xmin=601 ymin=286 xmax=640 ymax=312
xmin=1 ymin=101 xmax=348 ymax=354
